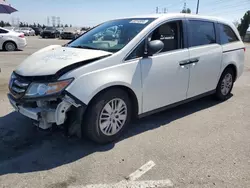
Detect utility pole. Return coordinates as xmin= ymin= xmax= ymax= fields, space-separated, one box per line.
xmin=196 ymin=0 xmax=200 ymax=14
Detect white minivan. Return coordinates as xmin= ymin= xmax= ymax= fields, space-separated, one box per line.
xmin=8 ymin=13 xmax=245 ymax=143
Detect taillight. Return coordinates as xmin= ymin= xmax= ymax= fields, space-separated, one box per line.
xmin=19 ymin=34 xmax=24 ymax=38
xmin=244 ymin=47 xmax=246 ymax=52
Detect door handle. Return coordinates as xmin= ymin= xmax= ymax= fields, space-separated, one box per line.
xmin=179 ymin=60 xmax=191 ymax=66
xmin=189 ymin=58 xmax=199 ymax=64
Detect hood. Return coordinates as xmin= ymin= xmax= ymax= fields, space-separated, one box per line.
xmin=15 ymin=45 xmax=112 ymax=77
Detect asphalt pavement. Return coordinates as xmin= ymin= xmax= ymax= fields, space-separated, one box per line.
xmin=0 ymin=37 xmax=249 ymax=188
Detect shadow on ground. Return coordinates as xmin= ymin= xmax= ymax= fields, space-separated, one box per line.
xmin=0 ymin=95 xmax=225 ymax=176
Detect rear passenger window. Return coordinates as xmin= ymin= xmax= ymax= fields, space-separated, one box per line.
xmin=218 ymin=24 xmax=239 ymax=44
xmin=0 ymin=29 xmax=8 ymax=34
xmin=188 ymin=20 xmax=216 ymax=47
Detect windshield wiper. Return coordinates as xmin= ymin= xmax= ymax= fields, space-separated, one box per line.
xmin=70 ymin=45 xmax=100 ymax=50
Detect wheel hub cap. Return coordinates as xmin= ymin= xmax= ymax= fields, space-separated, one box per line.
xmin=99 ymin=98 xmax=127 ymax=136
xmin=221 ymin=73 xmax=233 ymax=95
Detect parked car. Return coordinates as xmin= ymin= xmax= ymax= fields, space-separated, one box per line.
xmin=41 ymin=27 xmax=60 ymax=38
xmin=0 ymin=27 xmax=26 ymax=51
xmin=3 ymin=26 xmax=16 ymax=31
xmin=7 ymin=14 xmax=245 ymax=144
xmin=19 ymin=27 xmax=35 ymax=36
xmin=31 ymin=27 xmax=43 ymax=36
xmin=60 ymin=27 xmax=81 ymax=39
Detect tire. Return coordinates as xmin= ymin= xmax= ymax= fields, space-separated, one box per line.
xmin=3 ymin=41 xmax=17 ymax=51
xmin=83 ymin=88 xmax=132 ymax=144
xmin=214 ymin=67 xmax=235 ymax=101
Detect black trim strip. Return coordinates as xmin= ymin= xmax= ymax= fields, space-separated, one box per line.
xmin=223 ymin=47 xmax=245 ymax=53
xmin=63 ymin=90 xmax=87 ymax=107
xmin=138 ymin=90 xmax=216 ymax=118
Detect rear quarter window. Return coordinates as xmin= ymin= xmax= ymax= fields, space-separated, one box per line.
xmin=218 ymin=24 xmax=239 ymax=45
xmin=0 ymin=29 xmax=9 ymax=34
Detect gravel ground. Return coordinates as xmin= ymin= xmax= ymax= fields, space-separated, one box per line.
xmin=0 ymin=37 xmax=249 ymax=188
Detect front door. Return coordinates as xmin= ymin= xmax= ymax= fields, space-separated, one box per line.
xmin=140 ymin=20 xmax=190 ymax=113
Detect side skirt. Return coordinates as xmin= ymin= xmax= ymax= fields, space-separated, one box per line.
xmin=138 ymin=90 xmax=216 ymax=118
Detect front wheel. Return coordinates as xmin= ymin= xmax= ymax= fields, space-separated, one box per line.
xmin=215 ymin=68 xmax=235 ymax=101
xmin=83 ymin=88 xmax=132 ymax=144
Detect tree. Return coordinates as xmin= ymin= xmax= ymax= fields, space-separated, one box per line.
xmin=65 ymin=24 xmax=68 ymax=27
xmin=60 ymin=24 xmax=64 ymax=28
xmin=237 ymin=11 xmax=250 ymax=39
xmin=5 ymin=22 xmax=11 ymax=26
xmin=0 ymin=21 xmax=4 ymax=27
xmin=70 ymin=24 xmax=72 ymax=27
xmin=181 ymin=8 xmax=191 ymax=13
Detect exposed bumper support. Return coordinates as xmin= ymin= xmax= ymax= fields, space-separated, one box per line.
xmin=7 ymin=93 xmax=85 ymax=130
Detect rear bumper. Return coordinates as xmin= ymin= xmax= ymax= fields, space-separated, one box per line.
xmin=16 ymin=38 xmax=27 ymax=49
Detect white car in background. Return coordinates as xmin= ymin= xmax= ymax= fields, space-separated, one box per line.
xmin=0 ymin=27 xmax=27 ymax=51
xmin=19 ymin=27 xmax=35 ymax=36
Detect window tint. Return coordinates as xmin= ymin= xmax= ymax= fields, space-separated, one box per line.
xmin=0 ymin=29 xmax=8 ymax=34
xmin=188 ymin=20 xmax=216 ymax=47
xmin=149 ymin=21 xmax=183 ymax=52
xmin=218 ymin=24 xmax=239 ymax=44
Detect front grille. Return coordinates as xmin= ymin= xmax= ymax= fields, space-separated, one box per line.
xmin=9 ymin=73 xmax=31 ymax=99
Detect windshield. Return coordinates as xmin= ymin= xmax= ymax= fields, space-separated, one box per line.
xmin=67 ymin=18 xmax=155 ymax=53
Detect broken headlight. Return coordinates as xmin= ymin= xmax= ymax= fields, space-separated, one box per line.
xmin=25 ymin=78 xmax=74 ymax=98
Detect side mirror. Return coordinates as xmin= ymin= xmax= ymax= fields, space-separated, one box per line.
xmin=147 ymin=40 xmax=164 ymax=56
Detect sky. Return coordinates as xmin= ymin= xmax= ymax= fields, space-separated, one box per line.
xmin=1 ymin=0 xmax=249 ymax=27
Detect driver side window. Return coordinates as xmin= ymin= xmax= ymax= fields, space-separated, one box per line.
xmin=125 ymin=20 xmax=184 ymax=61
xmin=149 ymin=20 xmax=183 ymax=53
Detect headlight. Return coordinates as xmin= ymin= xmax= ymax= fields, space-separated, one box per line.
xmin=25 ymin=78 xmax=73 ymax=98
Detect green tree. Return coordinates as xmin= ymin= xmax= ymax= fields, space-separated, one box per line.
xmin=0 ymin=21 xmax=4 ymax=27
xmin=5 ymin=22 xmax=11 ymax=26
xmin=65 ymin=24 xmax=68 ymax=27
xmin=181 ymin=8 xmax=191 ymax=13
xmin=237 ymin=11 xmax=250 ymax=39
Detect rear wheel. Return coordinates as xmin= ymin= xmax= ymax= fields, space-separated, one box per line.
xmin=3 ymin=41 xmax=17 ymax=51
xmin=215 ymin=68 xmax=235 ymax=101
xmin=83 ymin=88 xmax=132 ymax=144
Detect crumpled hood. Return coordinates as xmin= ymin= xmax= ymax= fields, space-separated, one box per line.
xmin=15 ymin=45 xmax=112 ymax=76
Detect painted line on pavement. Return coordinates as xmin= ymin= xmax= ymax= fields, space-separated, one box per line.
xmin=126 ymin=160 xmax=156 ymax=181
xmin=69 ymin=180 xmax=173 ymax=188
xmin=68 ymin=160 xmax=174 ymax=188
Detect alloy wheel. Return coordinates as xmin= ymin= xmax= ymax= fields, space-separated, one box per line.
xmin=99 ymin=98 xmax=127 ymax=136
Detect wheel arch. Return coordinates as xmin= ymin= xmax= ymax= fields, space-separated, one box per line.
xmin=87 ymin=84 xmax=139 ymax=119
xmin=223 ymin=63 xmax=237 ymax=82
xmin=3 ymin=40 xmax=17 ymax=50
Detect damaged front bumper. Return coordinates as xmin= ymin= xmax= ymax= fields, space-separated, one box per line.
xmin=7 ymin=92 xmax=86 ymax=131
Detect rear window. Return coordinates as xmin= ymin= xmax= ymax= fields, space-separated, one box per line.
xmin=218 ymin=24 xmax=239 ymax=44
xmin=0 ymin=29 xmax=9 ymax=34
xmin=188 ymin=20 xmax=216 ymax=47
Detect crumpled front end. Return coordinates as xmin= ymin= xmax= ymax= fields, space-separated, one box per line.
xmin=8 ymin=72 xmax=86 ymax=136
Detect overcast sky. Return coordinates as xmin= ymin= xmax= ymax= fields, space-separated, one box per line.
xmin=1 ymin=0 xmax=249 ymax=27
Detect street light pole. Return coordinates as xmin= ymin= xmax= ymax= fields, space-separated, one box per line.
xmin=196 ymin=0 xmax=200 ymax=14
